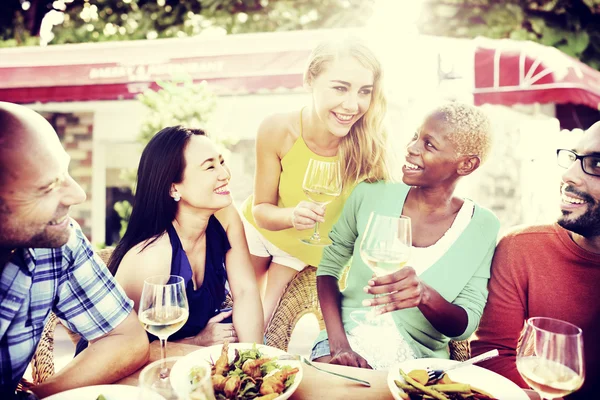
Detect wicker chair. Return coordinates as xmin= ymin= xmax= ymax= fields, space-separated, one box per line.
xmin=97 ymin=247 xmax=115 ymax=266
xmin=263 ymin=265 xmax=471 ymax=361
xmin=264 ymin=266 xmax=324 ymax=351
xmin=27 ymin=312 xmax=59 ymax=385
xmin=449 ymin=339 xmax=470 ymax=361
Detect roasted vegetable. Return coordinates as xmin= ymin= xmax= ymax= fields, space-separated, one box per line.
xmin=190 ymin=344 xmax=300 ymax=400
xmin=211 ymin=374 xmax=228 ymax=392
xmin=214 ymin=341 xmax=230 ymax=376
xmin=260 ymin=368 xmax=300 ymax=396
xmin=396 ymin=368 xmax=499 ymax=400
xmin=223 ymin=375 xmax=241 ymax=398
xmin=407 ymin=369 xmax=429 ymax=385
xmin=242 ymin=357 xmax=272 ymax=379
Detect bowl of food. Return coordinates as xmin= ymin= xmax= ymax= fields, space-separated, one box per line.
xmin=170 ymin=342 xmax=303 ymax=400
xmin=387 ymin=358 xmax=529 ymax=400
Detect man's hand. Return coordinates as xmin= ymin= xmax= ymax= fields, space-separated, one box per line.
xmin=329 ymin=346 xmax=372 ymax=369
xmin=362 ymin=267 xmax=428 ymax=314
xmin=193 ymin=311 xmax=238 ymax=346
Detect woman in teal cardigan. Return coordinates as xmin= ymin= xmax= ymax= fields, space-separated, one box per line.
xmin=313 ymin=102 xmax=500 ymax=369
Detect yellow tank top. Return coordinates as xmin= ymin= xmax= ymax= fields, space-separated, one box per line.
xmin=241 ymin=110 xmax=354 ymax=267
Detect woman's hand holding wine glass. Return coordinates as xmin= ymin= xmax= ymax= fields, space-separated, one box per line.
xmin=299 ymin=159 xmax=342 ymax=246
xmin=350 ymin=213 xmax=412 ymax=326
xmin=363 ymin=266 xmax=428 ymax=314
xmin=291 ymin=200 xmax=326 ymax=230
xmin=517 ymin=317 xmax=585 ymax=400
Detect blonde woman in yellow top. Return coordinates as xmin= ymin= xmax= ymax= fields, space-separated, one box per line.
xmin=241 ymin=37 xmax=391 ymax=329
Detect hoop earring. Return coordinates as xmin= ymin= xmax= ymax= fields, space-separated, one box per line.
xmin=173 ymin=193 xmax=181 ymax=202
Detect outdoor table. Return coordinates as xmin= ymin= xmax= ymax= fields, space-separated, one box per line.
xmin=118 ymin=341 xmax=542 ymax=399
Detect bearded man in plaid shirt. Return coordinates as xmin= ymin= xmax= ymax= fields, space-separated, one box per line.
xmin=0 ymin=102 xmax=149 ymax=398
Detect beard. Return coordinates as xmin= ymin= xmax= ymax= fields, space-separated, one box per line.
xmin=0 ymin=225 xmax=72 ymax=249
xmin=558 ymin=186 xmax=600 ymax=237
xmin=26 ymin=225 xmax=72 ymax=248
xmin=0 ymin=212 xmax=72 ymax=250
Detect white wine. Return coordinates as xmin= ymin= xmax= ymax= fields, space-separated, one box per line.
xmin=517 ymin=356 xmax=584 ymax=398
xmin=361 ymin=249 xmax=409 ymax=277
xmin=303 ymin=188 xmax=337 ymax=205
xmin=139 ymin=306 xmax=189 ymax=339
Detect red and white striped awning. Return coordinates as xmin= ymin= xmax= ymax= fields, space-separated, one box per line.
xmin=474 ymin=38 xmax=600 ymax=110
xmin=0 ymin=29 xmax=349 ymax=104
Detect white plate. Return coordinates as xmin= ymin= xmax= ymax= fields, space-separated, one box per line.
xmin=387 ymin=358 xmax=529 ymax=400
xmin=170 ymin=343 xmax=303 ymax=400
xmin=44 ymin=384 xmax=166 ymax=400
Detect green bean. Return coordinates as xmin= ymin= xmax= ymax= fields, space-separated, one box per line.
xmin=399 ymin=369 xmax=449 ymax=400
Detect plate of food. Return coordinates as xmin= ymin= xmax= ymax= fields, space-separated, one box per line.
xmin=387 ymin=358 xmax=529 ymax=400
xmin=44 ymin=384 xmax=166 ymax=400
xmin=170 ymin=342 xmax=303 ymax=400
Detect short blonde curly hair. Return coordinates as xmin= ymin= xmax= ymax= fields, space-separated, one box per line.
xmin=427 ymin=102 xmax=493 ymax=163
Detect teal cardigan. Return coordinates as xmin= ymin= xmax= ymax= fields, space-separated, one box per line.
xmin=315 ymin=181 xmax=500 ymax=359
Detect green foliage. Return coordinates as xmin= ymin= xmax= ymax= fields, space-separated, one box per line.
xmin=0 ymin=5 xmax=40 ymax=47
xmin=49 ymin=0 xmax=203 ymax=44
xmin=137 ymin=77 xmax=219 ymax=144
xmin=419 ymin=0 xmax=600 ymax=69
xmin=0 ymin=0 xmax=376 ymax=46
xmin=114 ymin=199 xmax=132 ymax=239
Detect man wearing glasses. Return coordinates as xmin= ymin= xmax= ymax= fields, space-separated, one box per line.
xmin=471 ymin=122 xmax=600 ymax=399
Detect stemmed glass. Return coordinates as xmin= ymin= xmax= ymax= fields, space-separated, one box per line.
xmin=300 ymin=159 xmax=342 ymax=246
xmin=350 ymin=213 xmax=412 ymax=327
xmin=138 ymin=275 xmax=189 ymax=397
xmin=517 ymin=317 xmax=585 ymax=400
xmin=139 ymin=356 xmax=215 ymax=400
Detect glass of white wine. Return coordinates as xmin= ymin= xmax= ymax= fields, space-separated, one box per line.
xmin=517 ymin=317 xmax=585 ymax=400
xmin=139 ymin=275 xmax=189 ymax=397
xmin=300 ymin=159 xmax=342 ymax=246
xmin=139 ymin=356 xmax=215 ymax=400
xmin=350 ymin=212 xmax=412 ymax=327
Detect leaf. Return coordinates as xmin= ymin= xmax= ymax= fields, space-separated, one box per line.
xmin=557 ymin=43 xmax=577 ymax=57
xmin=285 ymin=374 xmax=296 ymax=389
xmin=566 ymin=31 xmax=590 ymax=55
xmin=261 ymin=360 xmax=280 ymax=375
xmin=509 ymin=28 xmax=531 ymax=41
xmin=539 ymin=25 xmax=565 ymax=46
xmin=528 ymin=16 xmax=546 ymax=34
xmin=233 ymin=344 xmax=262 ymax=370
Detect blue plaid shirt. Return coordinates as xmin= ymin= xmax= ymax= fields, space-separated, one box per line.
xmin=0 ymin=221 xmax=133 ymax=396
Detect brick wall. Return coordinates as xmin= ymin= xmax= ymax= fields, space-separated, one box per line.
xmin=43 ymin=112 xmax=94 ymax=240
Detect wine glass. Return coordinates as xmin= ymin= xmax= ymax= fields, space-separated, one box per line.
xmin=517 ymin=317 xmax=585 ymax=400
xmin=139 ymin=356 xmax=215 ymax=400
xmin=300 ymin=159 xmax=342 ymax=246
xmin=350 ymin=213 xmax=412 ymax=327
xmin=138 ymin=275 xmax=189 ymax=397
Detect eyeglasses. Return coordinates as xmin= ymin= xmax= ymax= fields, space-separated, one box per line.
xmin=556 ymin=149 xmax=600 ymax=177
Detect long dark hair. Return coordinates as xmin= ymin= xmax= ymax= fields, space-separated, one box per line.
xmin=108 ymin=126 xmax=206 ymax=275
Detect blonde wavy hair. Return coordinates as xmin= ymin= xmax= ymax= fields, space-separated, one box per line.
xmin=304 ymin=37 xmax=390 ymax=189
